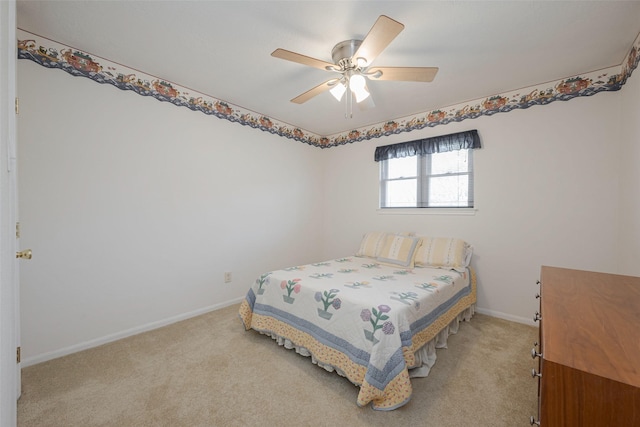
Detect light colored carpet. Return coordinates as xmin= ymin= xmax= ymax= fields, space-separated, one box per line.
xmin=18 ymin=304 xmax=539 ymax=426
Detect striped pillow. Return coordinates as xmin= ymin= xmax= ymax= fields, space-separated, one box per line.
xmin=414 ymin=237 xmax=472 ymax=272
xmin=376 ymin=234 xmax=421 ymax=268
xmin=355 ymin=231 xmax=415 ymax=258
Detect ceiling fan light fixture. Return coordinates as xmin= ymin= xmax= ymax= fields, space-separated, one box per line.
xmin=330 ymin=81 xmax=347 ymax=101
xmin=353 ymin=86 xmax=370 ymax=103
xmin=349 ymin=74 xmax=370 ymax=103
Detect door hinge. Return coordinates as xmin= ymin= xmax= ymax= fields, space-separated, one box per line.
xmin=16 ymin=347 xmax=21 ymax=364
xmin=16 ymin=222 xmax=20 ymax=239
xmin=15 ymin=97 xmax=19 ymax=115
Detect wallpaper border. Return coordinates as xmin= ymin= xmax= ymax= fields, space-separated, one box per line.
xmin=17 ymin=29 xmax=640 ymax=148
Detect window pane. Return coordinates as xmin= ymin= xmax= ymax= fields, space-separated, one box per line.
xmin=429 ymin=175 xmax=469 ymax=207
xmin=430 ymin=150 xmax=469 ymax=175
xmin=387 ymin=156 xmax=417 ymax=179
xmin=384 ymin=179 xmax=417 ymax=207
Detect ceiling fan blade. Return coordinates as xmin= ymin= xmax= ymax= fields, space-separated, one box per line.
xmin=353 ymin=15 xmax=404 ymax=65
xmin=271 ymin=48 xmax=337 ymax=71
xmin=367 ymin=67 xmax=439 ymax=82
xmin=291 ymin=79 xmax=340 ymax=104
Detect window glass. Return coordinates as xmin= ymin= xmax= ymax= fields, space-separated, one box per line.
xmin=430 ymin=150 xmax=468 ymax=175
xmin=384 ymin=179 xmax=417 ymax=207
xmin=428 ymin=175 xmax=469 ymax=207
xmin=387 ymin=156 xmax=417 ymax=179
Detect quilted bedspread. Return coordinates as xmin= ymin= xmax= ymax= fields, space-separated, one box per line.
xmin=238 ymin=256 xmax=476 ymax=410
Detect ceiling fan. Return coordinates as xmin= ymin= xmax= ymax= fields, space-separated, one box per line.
xmin=271 ymin=15 xmax=438 ymax=117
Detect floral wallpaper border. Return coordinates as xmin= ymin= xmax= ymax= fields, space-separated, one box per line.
xmin=17 ymin=29 xmax=640 ymax=148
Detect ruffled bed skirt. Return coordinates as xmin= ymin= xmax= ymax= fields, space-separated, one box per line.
xmin=262 ymin=304 xmax=475 ymax=385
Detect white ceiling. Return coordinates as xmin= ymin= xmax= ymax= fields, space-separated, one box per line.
xmin=16 ymin=1 xmax=640 ymax=136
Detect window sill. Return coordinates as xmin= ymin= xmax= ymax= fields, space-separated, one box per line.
xmin=377 ymin=207 xmax=477 ymax=216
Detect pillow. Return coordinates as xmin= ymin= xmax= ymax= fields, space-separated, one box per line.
xmin=376 ymin=234 xmax=421 ymax=268
xmin=414 ymin=237 xmax=472 ymax=272
xmin=355 ymin=231 xmax=415 ymax=258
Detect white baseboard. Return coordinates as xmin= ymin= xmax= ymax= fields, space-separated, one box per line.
xmin=475 ymin=307 xmax=537 ymax=327
xmin=24 ymin=299 xmax=534 ymax=367
xmin=22 ymin=297 xmax=245 ymax=367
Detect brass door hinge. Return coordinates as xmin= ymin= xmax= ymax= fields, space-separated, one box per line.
xmin=15 ymin=98 xmax=19 ymax=115
xmin=17 ymin=346 xmax=21 ymax=364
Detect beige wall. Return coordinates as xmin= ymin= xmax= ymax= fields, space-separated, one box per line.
xmin=17 ymin=55 xmax=640 ymax=364
xmin=17 ymin=60 xmax=326 ymax=364
xmin=320 ymin=90 xmax=625 ymax=324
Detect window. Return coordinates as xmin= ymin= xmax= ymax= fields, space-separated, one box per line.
xmin=375 ymin=130 xmax=480 ymax=209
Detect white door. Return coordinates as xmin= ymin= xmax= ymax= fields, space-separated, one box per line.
xmin=1 ymin=0 xmax=20 ymax=426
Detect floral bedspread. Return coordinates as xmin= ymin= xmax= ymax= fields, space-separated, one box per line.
xmin=238 ymin=256 xmax=476 ymax=410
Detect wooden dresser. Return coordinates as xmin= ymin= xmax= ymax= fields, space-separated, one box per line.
xmin=531 ymin=266 xmax=640 ymax=426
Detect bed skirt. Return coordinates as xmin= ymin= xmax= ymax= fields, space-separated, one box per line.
xmin=260 ymin=305 xmax=474 ymax=383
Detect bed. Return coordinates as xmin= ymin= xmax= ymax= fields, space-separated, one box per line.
xmin=238 ymin=232 xmax=476 ymax=410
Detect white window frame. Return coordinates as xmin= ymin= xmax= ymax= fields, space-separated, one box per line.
xmin=379 ymin=149 xmax=475 ymax=210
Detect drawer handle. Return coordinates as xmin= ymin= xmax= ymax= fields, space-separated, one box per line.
xmin=530 ymin=415 xmax=541 ymax=425
xmin=531 ymin=368 xmax=542 ymax=378
xmin=535 ymin=293 xmax=540 ymax=299
xmin=533 ymin=311 xmax=542 ymax=322
xmin=531 ymin=347 xmax=542 ymax=359
xmin=536 ymin=280 xmax=541 ymax=285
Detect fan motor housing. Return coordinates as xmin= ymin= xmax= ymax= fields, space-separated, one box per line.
xmin=331 ymin=39 xmax=362 ymax=67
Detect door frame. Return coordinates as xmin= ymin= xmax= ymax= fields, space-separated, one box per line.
xmin=0 ymin=0 xmax=19 ymax=425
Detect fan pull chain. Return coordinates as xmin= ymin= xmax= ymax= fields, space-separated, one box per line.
xmin=345 ymin=82 xmax=353 ymax=119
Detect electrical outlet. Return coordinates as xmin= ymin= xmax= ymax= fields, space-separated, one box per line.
xmin=224 ymin=271 xmax=232 ymax=283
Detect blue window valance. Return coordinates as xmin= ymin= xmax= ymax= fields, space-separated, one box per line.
xmin=374 ymin=130 xmax=481 ymax=162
